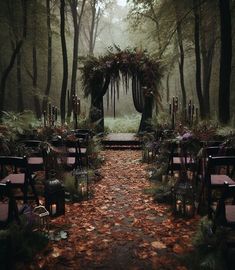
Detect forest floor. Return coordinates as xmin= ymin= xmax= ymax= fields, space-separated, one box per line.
xmin=29 ymin=150 xmax=199 ymax=270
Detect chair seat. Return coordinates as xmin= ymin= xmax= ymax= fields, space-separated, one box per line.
xmin=211 ymin=174 xmax=235 ymax=185
xmin=1 ymin=173 xmax=25 ymax=185
xmin=27 ymin=157 xmax=44 ymax=165
xmin=225 ymin=205 xmax=235 ymax=224
xmin=0 ymin=203 xmax=9 ymax=222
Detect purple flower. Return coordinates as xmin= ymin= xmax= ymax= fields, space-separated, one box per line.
xmin=182 ymin=132 xmax=193 ymax=140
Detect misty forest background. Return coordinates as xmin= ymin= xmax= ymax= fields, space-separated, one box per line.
xmin=0 ymin=0 xmax=234 ymax=132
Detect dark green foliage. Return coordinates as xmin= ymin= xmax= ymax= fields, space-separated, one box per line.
xmin=0 ymin=222 xmax=48 ymax=269
xmin=184 ymin=217 xmax=228 ymax=270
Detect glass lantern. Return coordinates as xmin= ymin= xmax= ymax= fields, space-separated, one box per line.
xmin=172 ymin=181 xmax=195 ymax=218
xmin=45 ymin=173 xmax=65 ymax=217
xmin=73 ymin=169 xmax=89 ymax=201
xmin=33 ymin=205 xmax=50 ymax=233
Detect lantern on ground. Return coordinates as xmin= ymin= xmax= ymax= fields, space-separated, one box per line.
xmin=45 ymin=173 xmax=65 ymax=217
xmin=73 ymin=169 xmax=89 ymax=201
xmin=33 ymin=205 xmax=50 ymax=233
xmin=171 ymin=181 xmax=195 ymax=218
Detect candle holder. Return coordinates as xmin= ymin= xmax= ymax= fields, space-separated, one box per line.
xmin=171 ymin=180 xmax=195 ymax=218
xmin=169 ymin=96 xmax=178 ymax=130
xmin=72 ymin=95 xmax=81 ymax=130
xmin=72 ymin=168 xmax=89 ymax=201
xmin=32 ymin=205 xmax=50 ymax=233
xmin=44 ymin=172 xmax=65 ymax=217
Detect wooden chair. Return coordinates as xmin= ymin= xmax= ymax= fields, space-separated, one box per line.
xmin=197 ymin=147 xmax=235 ymax=191
xmin=20 ymin=140 xmax=46 ymax=173
xmin=46 ymin=138 xmax=82 ymax=172
xmin=206 ymin=156 xmax=235 ymax=217
xmin=212 ymin=183 xmax=235 ymax=265
xmin=0 ymin=156 xmax=39 ymax=204
xmin=212 ymin=183 xmax=235 ymax=232
xmin=167 ymin=141 xmax=196 ymax=176
xmin=0 ymin=180 xmax=19 ymax=228
xmin=64 ymin=138 xmax=83 ymax=170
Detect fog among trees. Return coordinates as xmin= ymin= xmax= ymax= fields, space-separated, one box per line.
xmin=0 ymin=0 xmax=234 ymax=127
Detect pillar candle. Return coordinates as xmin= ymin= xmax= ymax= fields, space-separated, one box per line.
xmin=43 ymin=110 xmax=46 ymax=127
xmin=77 ymin=98 xmax=81 ymax=115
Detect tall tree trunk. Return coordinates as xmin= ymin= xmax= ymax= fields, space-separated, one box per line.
xmin=32 ymin=0 xmax=41 ymax=118
xmin=32 ymin=46 xmax=41 ymax=118
xmin=193 ymin=0 xmax=205 ymax=119
xmin=68 ymin=0 xmax=86 ymax=118
xmin=0 ymin=41 xmax=23 ymax=120
xmin=176 ymin=24 xmax=186 ymax=113
xmin=218 ymin=0 xmax=232 ymax=124
xmin=201 ymin=41 xmax=215 ymax=118
xmin=89 ymin=0 xmax=96 ymax=55
xmin=138 ymin=95 xmax=153 ymax=133
xmin=201 ymin=0 xmax=216 ymax=118
xmin=60 ymin=0 xmax=68 ymax=123
xmin=17 ymin=52 xmax=24 ymax=112
xmin=166 ymin=72 xmax=170 ymax=103
xmin=0 ymin=0 xmax=27 ymax=120
xmin=42 ymin=0 xmax=52 ymax=112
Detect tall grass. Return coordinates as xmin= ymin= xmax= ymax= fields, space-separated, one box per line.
xmin=104 ymin=114 xmax=141 ymax=133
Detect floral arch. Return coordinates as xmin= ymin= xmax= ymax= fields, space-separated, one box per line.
xmin=80 ymin=47 xmax=163 ymax=133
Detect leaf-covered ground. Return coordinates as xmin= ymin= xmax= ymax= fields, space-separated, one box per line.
xmin=30 ymin=150 xmax=199 ymax=269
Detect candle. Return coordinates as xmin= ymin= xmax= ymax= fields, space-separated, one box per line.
xmin=43 ymin=110 xmax=46 ymax=127
xmin=174 ymin=172 xmax=179 ymax=179
xmin=48 ymin=103 xmax=52 ymax=126
xmin=51 ymin=204 xmax=56 ymax=215
xmin=162 ymin=175 xmax=167 ymax=183
xmin=196 ymin=108 xmax=199 ymax=122
xmin=81 ymin=186 xmax=86 ymax=196
xmin=77 ymin=98 xmax=81 ymax=115
xmin=52 ymin=106 xmax=55 ymax=126
xmin=187 ymin=171 xmax=193 ymax=181
xmin=73 ymin=96 xmax=77 ymax=115
xmin=169 ymin=103 xmax=172 ymax=115
xmin=176 ymin=200 xmax=182 ymax=212
xmin=55 ymin=107 xmax=58 ymax=122
xmin=175 ymin=97 xmax=178 ymax=111
xmin=185 ymin=204 xmax=193 ymax=215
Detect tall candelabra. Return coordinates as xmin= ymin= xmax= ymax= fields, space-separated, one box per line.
xmin=72 ymin=95 xmax=81 ymax=130
xmin=43 ymin=103 xmax=58 ymax=127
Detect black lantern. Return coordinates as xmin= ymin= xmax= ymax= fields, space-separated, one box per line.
xmin=73 ymin=169 xmax=89 ymax=201
xmin=172 ymin=181 xmax=195 ymax=218
xmin=45 ymin=174 xmax=65 ymax=217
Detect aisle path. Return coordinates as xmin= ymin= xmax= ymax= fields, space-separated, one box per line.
xmin=37 ymin=150 xmax=198 ymax=270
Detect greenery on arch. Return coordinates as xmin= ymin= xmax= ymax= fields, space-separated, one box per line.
xmin=80 ymin=47 xmax=163 ymax=132
xmin=81 ymin=47 xmax=163 ymax=100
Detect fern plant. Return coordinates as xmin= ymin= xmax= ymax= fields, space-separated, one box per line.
xmin=1 ymin=110 xmax=40 ymax=141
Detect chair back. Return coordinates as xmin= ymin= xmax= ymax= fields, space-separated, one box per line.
xmin=213 ymin=183 xmax=235 ymax=230
xmin=64 ymin=139 xmax=82 ymax=169
xmin=207 ymin=156 xmax=235 ymax=177
xmin=204 ymin=146 xmax=235 ymax=158
xmin=0 ymin=156 xmax=28 ymax=178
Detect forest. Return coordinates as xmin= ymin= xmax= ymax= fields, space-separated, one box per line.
xmin=0 ymin=0 xmax=234 ymax=128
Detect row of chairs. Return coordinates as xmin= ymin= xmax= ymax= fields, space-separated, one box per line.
xmin=167 ymin=140 xmax=235 ymax=248
xmin=0 ymin=130 xmax=91 ymax=228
